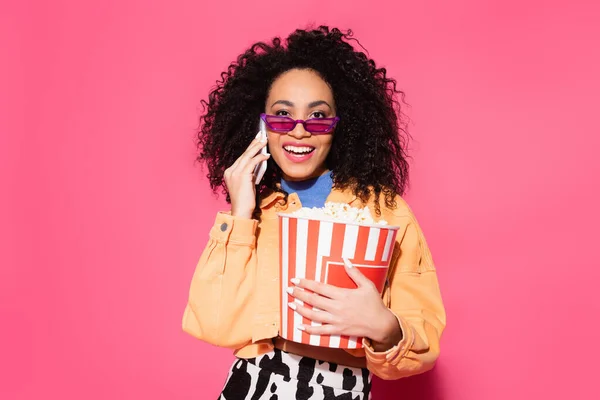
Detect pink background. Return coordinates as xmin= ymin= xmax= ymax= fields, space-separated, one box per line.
xmin=2 ymin=0 xmax=599 ymax=399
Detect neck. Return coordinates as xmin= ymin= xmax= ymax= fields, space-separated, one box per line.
xmin=280 ymin=169 xmax=334 ymax=209
xmin=282 ymin=167 xmax=330 ymax=183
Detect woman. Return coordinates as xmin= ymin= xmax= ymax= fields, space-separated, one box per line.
xmin=182 ymin=26 xmax=446 ymax=399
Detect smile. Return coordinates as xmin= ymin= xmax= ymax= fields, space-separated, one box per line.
xmin=283 ymin=145 xmax=315 ymax=155
xmin=282 ymin=143 xmax=316 ymax=163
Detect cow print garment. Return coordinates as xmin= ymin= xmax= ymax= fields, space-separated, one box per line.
xmin=217 ymin=348 xmax=372 ymax=400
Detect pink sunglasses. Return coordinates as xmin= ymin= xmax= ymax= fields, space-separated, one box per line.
xmin=260 ymin=113 xmax=340 ymax=135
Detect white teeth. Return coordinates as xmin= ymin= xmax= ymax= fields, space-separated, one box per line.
xmin=284 ymin=146 xmax=314 ymax=154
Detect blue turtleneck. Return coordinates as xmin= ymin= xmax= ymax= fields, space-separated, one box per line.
xmin=280 ymin=171 xmax=333 ymax=208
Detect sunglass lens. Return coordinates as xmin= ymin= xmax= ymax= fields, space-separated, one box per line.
xmin=305 ymin=119 xmax=334 ymax=133
xmin=266 ymin=116 xmax=296 ymax=131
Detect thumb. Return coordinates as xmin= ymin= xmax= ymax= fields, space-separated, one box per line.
xmin=343 ymin=257 xmax=369 ymax=288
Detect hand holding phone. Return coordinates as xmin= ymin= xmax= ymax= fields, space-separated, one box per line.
xmin=252 ymin=119 xmax=269 ymax=185
xmin=224 ymin=122 xmax=270 ymax=219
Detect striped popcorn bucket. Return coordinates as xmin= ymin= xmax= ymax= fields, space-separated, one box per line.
xmin=278 ymin=214 xmax=400 ymax=349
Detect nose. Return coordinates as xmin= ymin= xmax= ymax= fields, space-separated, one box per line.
xmin=287 ymin=121 xmax=311 ymax=139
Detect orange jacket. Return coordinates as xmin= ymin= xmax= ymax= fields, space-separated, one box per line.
xmin=182 ymin=187 xmax=446 ymax=380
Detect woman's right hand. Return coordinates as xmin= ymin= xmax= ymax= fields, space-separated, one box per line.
xmin=224 ymin=137 xmax=270 ymax=219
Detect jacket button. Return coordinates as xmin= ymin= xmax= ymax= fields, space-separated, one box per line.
xmin=220 ymin=223 xmax=228 ymax=232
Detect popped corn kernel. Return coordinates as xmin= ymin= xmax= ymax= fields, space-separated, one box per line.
xmin=289 ymin=202 xmax=388 ymax=225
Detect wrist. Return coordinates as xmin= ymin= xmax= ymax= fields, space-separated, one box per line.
xmin=368 ymin=308 xmax=402 ymax=350
xmin=231 ymin=209 xmax=253 ymax=219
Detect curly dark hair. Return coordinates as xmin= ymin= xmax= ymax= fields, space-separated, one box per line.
xmin=196 ymin=25 xmax=411 ymax=214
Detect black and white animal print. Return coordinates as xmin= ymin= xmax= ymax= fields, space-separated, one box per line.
xmin=218 ymin=349 xmax=372 ymax=400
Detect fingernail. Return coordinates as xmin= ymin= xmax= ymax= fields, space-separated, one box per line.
xmin=290 ymin=278 xmax=300 ymax=285
xmin=288 ymin=302 xmax=297 ymax=310
xmin=297 ymin=325 xmax=305 ymax=331
xmin=286 ymin=287 xmax=294 ymax=295
xmin=342 ymin=257 xmax=353 ymax=268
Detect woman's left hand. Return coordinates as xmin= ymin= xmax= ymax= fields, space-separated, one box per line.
xmin=287 ymin=258 xmax=401 ymax=346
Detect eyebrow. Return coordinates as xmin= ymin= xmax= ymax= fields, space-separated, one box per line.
xmin=271 ymin=100 xmax=294 ymax=108
xmin=270 ymin=100 xmax=333 ymax=109
xmin=308 ymin=100 xmax=331 ymax=109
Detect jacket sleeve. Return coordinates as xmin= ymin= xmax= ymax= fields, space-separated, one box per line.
xmin=363 ymin=207 xmax=447 ymax=380
xmin=182 ymin=211 xmax=259 ymax=349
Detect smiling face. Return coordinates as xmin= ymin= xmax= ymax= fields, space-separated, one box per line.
xmin=265 ymin=68 xmax=336 ymax=181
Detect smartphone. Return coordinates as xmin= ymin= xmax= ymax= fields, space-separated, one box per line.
xmin=252 ymin=118 xmax=269 ymax=185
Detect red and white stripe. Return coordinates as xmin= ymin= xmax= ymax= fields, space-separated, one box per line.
xmin=279 ymin=216 xmax=398 ymax=349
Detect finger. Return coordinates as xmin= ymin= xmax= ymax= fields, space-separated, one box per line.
xmin=243 ymin=152 xmax=271 ymax=175
xmin=290 ymin=278 xmax=344 ymax=299
xmin=233 ymin=137 xmax=260 ymax=163
xmin=243 ymin=136 xmax=267 ymax=157
xmin=342 ymin=257 xmax=371 ymax=288
xmin=227 ymin=138 xmax=264 ymax=173
xmin=298 ymin=323 xmax=339 ymax=336
xmin=236 ymin=139 xmax=268 ymax=171
xmin=288 ymin=302 xmax=334 ymax=324
xmin=287 ymin=286 xmax=336 ymax=311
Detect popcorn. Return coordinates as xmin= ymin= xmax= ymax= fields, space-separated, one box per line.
xmin=289 ymin=202 xmax=388 ymax=225
xmin=280 ymin=201 xmax=398 ymax=348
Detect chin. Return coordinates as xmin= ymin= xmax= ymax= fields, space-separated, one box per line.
xmin=280 ymin=164 xmax=319 ymax=181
